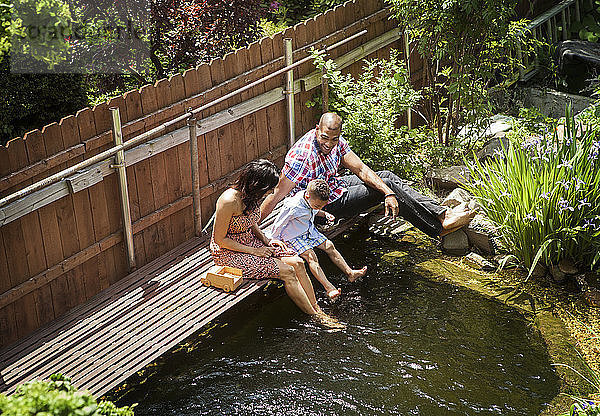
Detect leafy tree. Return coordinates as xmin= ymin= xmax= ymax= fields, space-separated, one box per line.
xmin=311 ymin=49 xmax=428 ymax=178
xmin=150 ymin=0 xmax=266 ymax=78
xmin=388 ymin=0 xmax=533 ymax=146
xmin=0 ymin=373 xmax=135 ymax=415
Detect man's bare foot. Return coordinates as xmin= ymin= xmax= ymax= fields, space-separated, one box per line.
xmin=439 ymin=206 xmax=476 ymax=233
xmin=348 ymin=266 xmax=367 ymax=282
xmin=327 ymin=288 xmax=341 ymax=301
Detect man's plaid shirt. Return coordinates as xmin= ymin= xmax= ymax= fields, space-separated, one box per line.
xmin=281 ymin=128 xmax=350 ymax=203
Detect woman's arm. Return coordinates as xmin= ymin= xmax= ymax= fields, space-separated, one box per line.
xmin=213 ymin=192 xmax=272 ymax=257
xmin=251 ymin=222 xmax=271 ymax=246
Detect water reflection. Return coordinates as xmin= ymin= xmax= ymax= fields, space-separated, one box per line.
xmin=112 ymin=236 xmax=559 ymax=415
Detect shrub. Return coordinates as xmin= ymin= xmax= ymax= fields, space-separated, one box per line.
xmin=310 ymin=49 xmax=428 ymax=178
xmin=464 ymin=105 xmax=600 ymax=276
xmin=0 ymin=373 xmax=135 ymax=415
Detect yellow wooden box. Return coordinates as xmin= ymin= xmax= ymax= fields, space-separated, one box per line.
xmin=201 ymin=265 xmax=244 ymax=293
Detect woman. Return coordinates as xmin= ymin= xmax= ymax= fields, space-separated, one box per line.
xmin=210 ymin=159 xmax=322 ymax=316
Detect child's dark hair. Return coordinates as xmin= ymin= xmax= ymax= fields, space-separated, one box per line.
xmin=307 ymin=179 xmax=330 ymax=201
xmin=233 ymin=159 xmax=280 ymax=213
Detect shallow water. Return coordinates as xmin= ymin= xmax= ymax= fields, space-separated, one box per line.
xmin=112 ymin=235 xmax=559 ymax=415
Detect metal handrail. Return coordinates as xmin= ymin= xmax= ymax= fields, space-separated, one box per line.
xmin=0 ymin=29 xmax=367 ymax=209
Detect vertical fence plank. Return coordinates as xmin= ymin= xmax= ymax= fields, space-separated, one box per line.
xmin=76 ymin=108 xmax=97 ymax=146
xmin=0 ymin=232 xmax=17 ymax=344
xmin=2 ymin=219 xmax=38 ymax=340
xmin=223 ymin=52 xmax=248 ymax=169
xmin=145 ymin=83 xmax=175 ymax=257
xmin=248 ymin=42 xmax=271 ymax=157
xmin=156 ymin=78 xmax=186 ymax=248
xmin=208 ymin=59 xmax=235 ymax=176
xmin=88 ymin=181 xmax=113 ymax=291
xmin=20 ymin=211 xmax=54 ymax=329
xmin=56 ymin=194 xmax=86 ymax=309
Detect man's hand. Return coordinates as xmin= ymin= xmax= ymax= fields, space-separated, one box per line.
xmin=385 ymin=195 xmax=399 ymax=217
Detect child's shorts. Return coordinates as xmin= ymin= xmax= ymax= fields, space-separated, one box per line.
xmin=286 ymin=231 xmax=327 ymax=255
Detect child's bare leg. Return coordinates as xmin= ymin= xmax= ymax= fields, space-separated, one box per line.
xmin=317 ymin=240 xmax=367 ymax=283
xmin=299 ymin=249 xmax=340 ymax=299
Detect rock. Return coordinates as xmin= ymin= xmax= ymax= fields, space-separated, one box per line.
xmin=550 ymin=265 xmax=568 ymax=284
xmin=493 ymin=254 xmax=519 ymax=269
xmin=531 ymin=262 xmax=547 ymax=279
xmin=463 ymin=252 xmax=496 ymax=271
xmin=441 ymin=229 xmax=470 ymax=256
xmin=558 ymin=259 xmax=578 ymax=275
xmin=457 ymin=114 xmax=513 ymax=141
xmin=426 ymin=166 xmax=470 ymax=190
xmin=476 ymin=134 xmax=510 ymax=163
xmin=464 ymin=214 xmax=497 ymax=255
xmin=441 ymin=188 xmax=473 ymax=208
xmin=585 ymin=289 xmax=600 ymax=307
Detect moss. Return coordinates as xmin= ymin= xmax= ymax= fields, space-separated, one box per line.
xmin=412 ymin=257 xmax=593 ymax=415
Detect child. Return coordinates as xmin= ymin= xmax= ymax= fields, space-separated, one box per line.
xmin=268 ymin=179 xmax=367 ymax=300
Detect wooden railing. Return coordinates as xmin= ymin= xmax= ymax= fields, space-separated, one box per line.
xmin=515 ymin=0 xmax=584 ymax=81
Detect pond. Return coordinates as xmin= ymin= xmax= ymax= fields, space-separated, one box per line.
xmin=111 ymin=233 xmax=560 ymax=415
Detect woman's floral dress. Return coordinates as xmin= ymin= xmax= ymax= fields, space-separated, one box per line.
xmin=210 ymin=204 xmax=294 ymax=279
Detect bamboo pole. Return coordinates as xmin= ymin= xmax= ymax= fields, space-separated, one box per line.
xmin=110 ymin=107 xmax=136 ymax=271
xmin=575 ymin=0 xmax=581 ymax=21
xmin=188 ymin=116 xmax=202 ymax=237
xmin=284 ymin=38 xmax=296 ymax=147
xmin=321 ymin=67 xmax=329 ymax=113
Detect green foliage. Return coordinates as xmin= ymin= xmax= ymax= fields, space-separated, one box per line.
xmin=568 ymin=2 xmax=600 ymax=43
xmin=387 ymin=0 xmax=537 ymax=145
xmin=258 ymin=17 xmax=288 ymax=37
xmin=264 ymin=0 xmax=345 ymax=26
xmin=464 ymin=105 xmax=600 ymax=276
xmin=0 ymin=57 xmax=89 ymax=145
xmin=0 ymin=373 xmax=135 ymax=415
xmin=2 ymin=0 xmax=73 ymax=67
xmin=310 ymin=48 xmax=428 ymax=178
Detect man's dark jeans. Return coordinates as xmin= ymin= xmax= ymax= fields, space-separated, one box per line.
xmin=324 ymin=171 xmax=446 ymax=238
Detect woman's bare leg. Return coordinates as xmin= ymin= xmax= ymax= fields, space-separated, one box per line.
xmin=274 ymin=258 xmax=317 ymax=315
xmin=281 ymin=256 xmax=321 ymax=313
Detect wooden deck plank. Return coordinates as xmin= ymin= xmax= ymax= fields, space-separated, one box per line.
xmin=0 ymin=204 xmax=364 ymax=397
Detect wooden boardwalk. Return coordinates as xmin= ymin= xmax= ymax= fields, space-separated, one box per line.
xmin=0 ymin=210 xmax=367 ymax=397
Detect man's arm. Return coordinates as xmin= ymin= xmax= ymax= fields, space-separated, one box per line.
xmin=341 ymin=150 xmax=399 ymax=216
xmin=259 ymin=174 xmax=296 ymax=222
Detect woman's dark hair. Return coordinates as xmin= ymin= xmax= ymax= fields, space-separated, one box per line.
xmin=233 ymin=159 xmax=279 ymax=213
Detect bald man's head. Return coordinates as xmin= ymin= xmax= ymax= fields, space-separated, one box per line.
xmin=315 ymin=113 xmax=342 ymax=155
xmin=318 ymin=112 xmax=342 ymax=131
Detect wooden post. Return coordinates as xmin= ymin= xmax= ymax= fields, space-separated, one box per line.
xmin=561 ymin=9 xmax=568 ymax=40
xmin=321 ymin=67 xmax=329 ymax=113
xmin=575 ymin=0 xmax=581 ymax=21
xmin=547 ymin=19 xmax=553 ymax=44
xmin=284 ymin=38 xmax=295 ymax=147
xmin=188 ymin=115 xmax=202 ymax=237
xmin=110 ymin=107 xmax=136 ymax=271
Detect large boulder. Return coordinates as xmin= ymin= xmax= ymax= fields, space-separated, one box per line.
xmin=441 ymin=229 xmax=470 ymax=256
xmin=477 ymin=133 xmax=510 ymax=163
xmin=426 ymin=166 xmax=470 ymax=190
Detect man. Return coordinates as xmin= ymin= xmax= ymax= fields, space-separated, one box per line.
xmin=260 ymin=112 xmax=475 ymax=238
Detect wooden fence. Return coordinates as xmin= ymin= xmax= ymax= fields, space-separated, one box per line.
xmin=0 ymin=0 xmax=414 ymax=347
